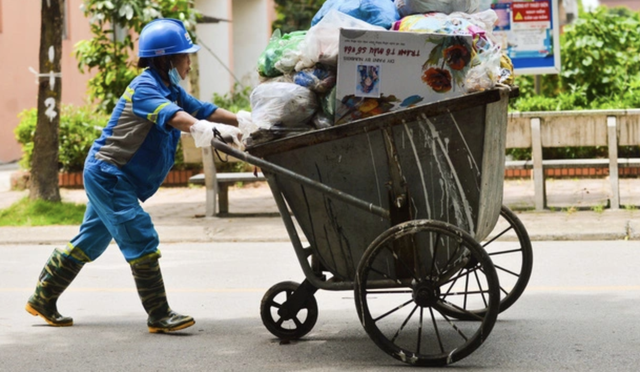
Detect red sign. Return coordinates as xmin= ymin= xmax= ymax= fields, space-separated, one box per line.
xmin=512 ymin=1 xmax=551 ymax=22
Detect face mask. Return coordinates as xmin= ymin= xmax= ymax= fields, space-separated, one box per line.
xmin=168 ymin=67 xmax=182 ymax=86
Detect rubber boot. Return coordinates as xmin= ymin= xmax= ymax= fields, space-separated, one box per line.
xmin=130 ymin=257 xmax=195 ymax=333
xmin=25 ymin=249 xmax=83 ymax=326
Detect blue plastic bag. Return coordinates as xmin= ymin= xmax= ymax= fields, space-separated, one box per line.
xmin=311 ymin=0 xmax=400 ymax=29
xmin=293 ymin=66 xmax=336 ymax=93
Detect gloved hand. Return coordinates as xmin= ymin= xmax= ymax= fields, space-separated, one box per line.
xmin=236 ymin=110 xmax=259 ymax=139
xmin=190 ymin=120 xmax=243 ymax=149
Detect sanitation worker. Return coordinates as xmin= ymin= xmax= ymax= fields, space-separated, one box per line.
xmin=25 ymin=18 xmax=240 ymax=333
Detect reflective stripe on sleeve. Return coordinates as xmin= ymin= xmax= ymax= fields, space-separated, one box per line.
xmin=147 ymin=102 xmax=170 ymax=123
xmin=122 ymin=87 xmax=135 ymax=103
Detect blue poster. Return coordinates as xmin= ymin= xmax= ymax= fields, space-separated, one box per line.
xmin=491 ymin=0 xmax=561 ymax=74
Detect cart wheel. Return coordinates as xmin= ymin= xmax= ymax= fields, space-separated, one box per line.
xmin=354 ymin=220 xmax=500 ymax=367
xmin=260 ymin=281 xmax=318 ymax=340
xmin=440 ymin=206 xmax=533 ymax=320
xmin=482 ymin=206 xmax=533 ymax=313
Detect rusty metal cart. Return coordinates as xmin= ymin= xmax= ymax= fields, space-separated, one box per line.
xmin=211 ymin=86 xmax=532 ymax=367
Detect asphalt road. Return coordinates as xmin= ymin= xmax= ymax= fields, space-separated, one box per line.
xmin=2 ymin=241 xmax=640 ymax=371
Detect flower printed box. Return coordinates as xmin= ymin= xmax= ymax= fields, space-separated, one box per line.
xmin=335 ymin=29 xmax=473 ymax=125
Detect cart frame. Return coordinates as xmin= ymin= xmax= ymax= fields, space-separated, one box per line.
xmin=212 ymin=87 xmax=516 ymax=292
xmin=210 ymin=86 xmax=530 ymax=367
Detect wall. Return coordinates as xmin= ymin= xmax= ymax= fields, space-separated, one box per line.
xmin=599 ymin=0 xmax=640 ymax=10
xmin=232 ymin=0 xmax=274 ymax=88
xmin=0 ymin=0 xmax=275 ymax=163
xmin=196 ymin=0 xmax=275 ymax=102
xmin=195 ymin=0 xmax=234 ymax=102
xmin=0 ymin=0 xmax=93 ymax=164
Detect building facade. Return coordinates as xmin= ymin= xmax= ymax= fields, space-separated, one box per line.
xmin=600 ymin=0 xmax=640 ymax=10
xmin=0 ymin=0 xmax=275 ymax=164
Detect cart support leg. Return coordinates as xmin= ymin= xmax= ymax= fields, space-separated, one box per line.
xmin=278 ymin=280 xmax=318 ymax=320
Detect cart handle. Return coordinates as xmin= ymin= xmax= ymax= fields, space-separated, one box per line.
xmin=211 ymin=139 xmax=391 ymax=220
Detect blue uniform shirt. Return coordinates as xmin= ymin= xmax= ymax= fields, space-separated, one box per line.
xmin=86 ymin=68 xmax=217 ymax=201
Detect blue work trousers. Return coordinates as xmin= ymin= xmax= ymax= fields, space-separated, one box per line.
xmin=65 ymin=161 xmax=160 ymax=264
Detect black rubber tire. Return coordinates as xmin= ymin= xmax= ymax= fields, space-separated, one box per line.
xmin=487 ymin=206 xmax=533 ymax=313
xmin=441 ymin=206 xmax=533 ymax=320
xmin=260 ymin=281 xmax=318 ymax=340
xmin=354 ymin=220 xmax=500 ymax=367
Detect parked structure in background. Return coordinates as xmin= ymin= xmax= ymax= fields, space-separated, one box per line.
xmin=0 ymin=0 xmax=275 ymax=164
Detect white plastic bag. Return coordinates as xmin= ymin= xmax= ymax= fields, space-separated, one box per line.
xmin=250 ymin=82 xmax=318 ymax=129
xmin=296 ymin=9 xmax=385 ymax=71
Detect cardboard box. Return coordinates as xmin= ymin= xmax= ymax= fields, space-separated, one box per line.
xmin=335 ymin=29 xmax=473 ymax=125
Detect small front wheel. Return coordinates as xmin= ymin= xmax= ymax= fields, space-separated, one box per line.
xmin=260 ymin=281 xmax=318 ymax=340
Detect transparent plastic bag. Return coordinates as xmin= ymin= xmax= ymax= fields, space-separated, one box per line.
xmin=312 ymin=112 xmax=334 ymax=129
xmin=320 ymin=86 xmax=337 ymax=118
xmin=296 ymin=10 xmax=385 ymax=71
xmin=250 ymin=82 xmax=318 ymax=129
xmin=464 ymin=47 xmax=502 ymax=92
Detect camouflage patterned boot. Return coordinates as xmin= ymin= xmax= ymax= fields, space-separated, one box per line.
xmin=130 ymin=257 xmax=195 ymax=333
xmin=25 ymin=249 xmax=83 ymax=326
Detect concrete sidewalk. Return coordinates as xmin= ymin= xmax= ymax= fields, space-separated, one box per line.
xmin=1 ymin=162 xmax=639 ymax=244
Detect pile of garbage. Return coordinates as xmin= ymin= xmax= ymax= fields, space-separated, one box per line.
xmin=247 ymin=0 xmax=514 ymax=137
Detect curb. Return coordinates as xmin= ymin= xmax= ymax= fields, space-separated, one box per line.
xmin=0 ymin=213 xmax=637 ymax=245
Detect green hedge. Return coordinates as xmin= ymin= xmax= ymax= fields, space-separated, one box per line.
xmin=15 ymin=105 xmax=108 ymax=172
xmin=511 ymin=6 xmax=640 ymax=112
xmin=15 ymin=104 xmax=203 ymax=173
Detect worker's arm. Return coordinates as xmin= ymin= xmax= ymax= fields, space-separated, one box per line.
xmin=168 ymin=110 xmax=242 ymax=148
xmin=167 ymin=110 xmax=198 ymax=133
xmin=206 ymin=107 xmax=238 ymax=127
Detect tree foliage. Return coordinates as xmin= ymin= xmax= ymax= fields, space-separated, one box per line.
xmin=513 ymin=6 xmax=640 ymax=111
xmin=272 ymin=0 xmax=324 ymax=33
xmin=75 ymin=0 xmax=200 ymax=113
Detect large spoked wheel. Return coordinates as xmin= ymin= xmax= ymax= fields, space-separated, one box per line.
xmin=354 ymin=220 xmax=500 ymax=367
xmin=441 ymin=206 xmax=533 ymax=320
xmin=260 ymin=281 xmax=318 ymax=340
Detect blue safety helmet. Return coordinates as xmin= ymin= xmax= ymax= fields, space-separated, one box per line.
xmin=138 ymin=18 xmax=200 ymax=58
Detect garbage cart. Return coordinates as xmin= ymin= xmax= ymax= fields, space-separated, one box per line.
xmin=211 ymin=86 xmax=533 ymax=367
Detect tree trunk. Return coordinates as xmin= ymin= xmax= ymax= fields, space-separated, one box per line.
xmin=30 ymin=0 xmax=64 ymax=202
xmin=189 ymin=50 xmax=201 ymax=99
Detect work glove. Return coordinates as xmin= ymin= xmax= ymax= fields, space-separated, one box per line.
xmin=190 ymin=120 xmax=244 ymax=150
xmin=236 ymin=110 xmax=260 ymax=140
